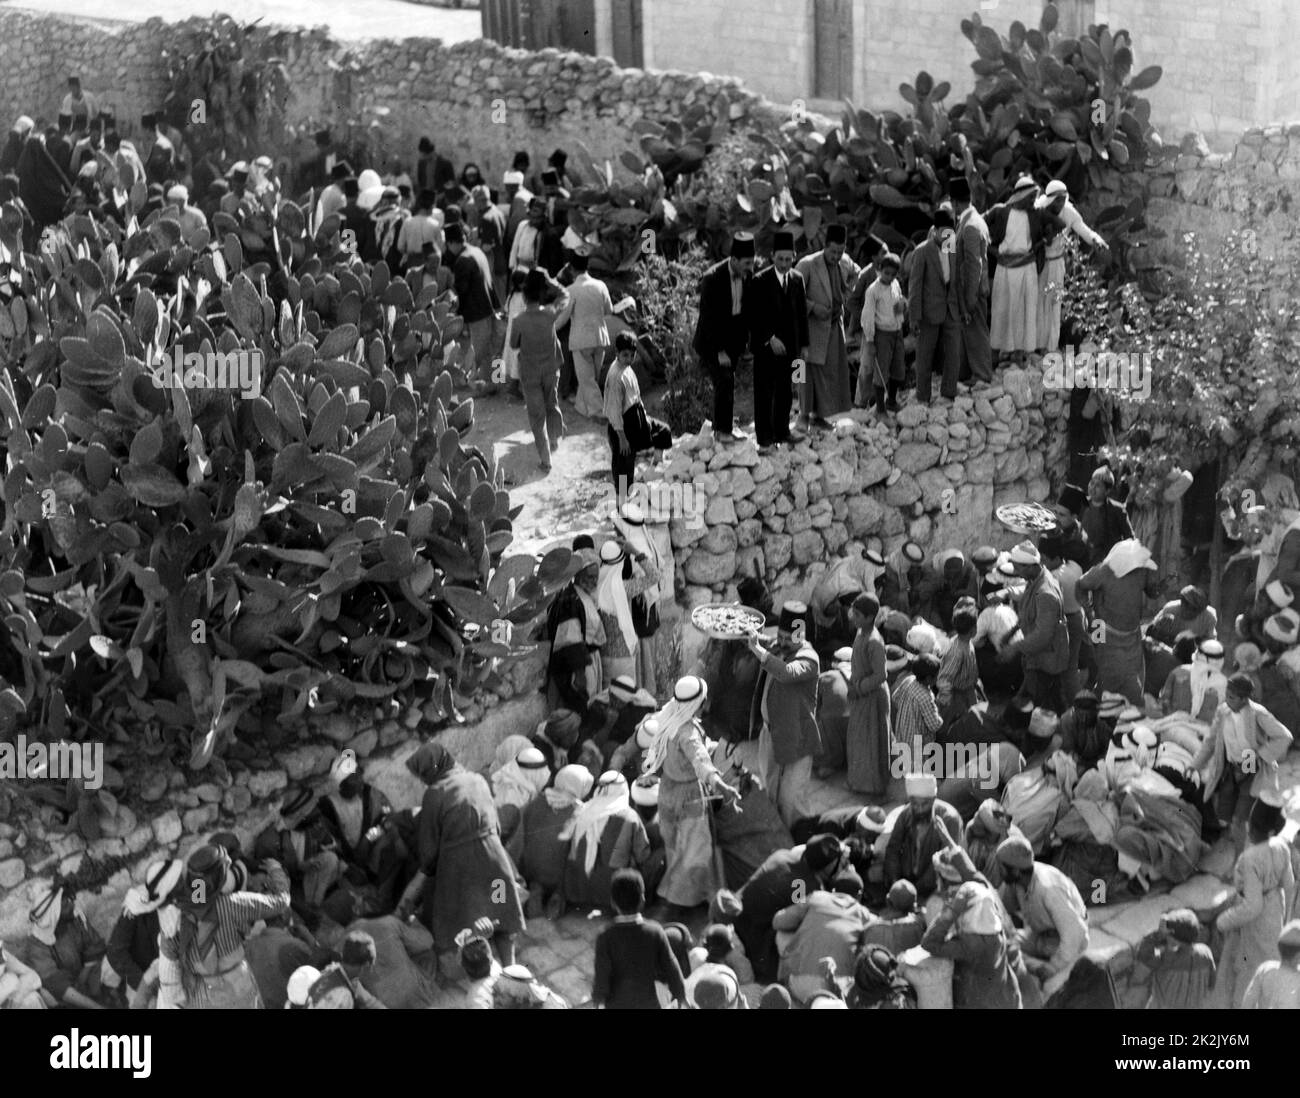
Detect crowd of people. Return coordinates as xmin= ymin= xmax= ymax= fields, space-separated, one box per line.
xmin=1 ymin=77 xmax=1298 ymax=1012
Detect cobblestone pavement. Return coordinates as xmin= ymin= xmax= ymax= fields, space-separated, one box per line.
xmin=428 ymin=749 xmax=1300 ymax=1008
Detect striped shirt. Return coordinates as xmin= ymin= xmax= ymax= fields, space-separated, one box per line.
xmin=892 ymin=674 xmax=943 ymax=747
xmin=159 ymin=862 xmax=291 ymax=1007
xmin=938 ymin=637 xmax=980 ymax=696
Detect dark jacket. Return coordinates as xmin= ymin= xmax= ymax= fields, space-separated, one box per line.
xmin=107 ymin=909 xmax=160 ymax=990
xmin=1009 ymin=565 xmax=1070 ymax=674
xmin=340 ymin=201 xmax=376 ymax=265
xmin=908 ymin=236 xmax=960 ymax=326
xmin=883 ymin=800 xmax=965 ymax=899
xmin=692 ymin=258 xmax=750 ymax=362
xmin=449 ymin=246 xmax=497 ymax=323
xmin=735 ymin=847 xmax=824 ymax=981
xmin=952 ymin=209 xmax=989 ymax=319
xmin=745 ymin=265 xmax=809 ymax=359
xmin=749 ymin=640 xmax=821 ymax=763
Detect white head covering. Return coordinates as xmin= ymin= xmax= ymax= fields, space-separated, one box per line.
xmin=955 ymin=881 xmax=1004 ymax=935
xmin=356 ymin=168 xmax=384 ymax=209
xmin=1035 ymin=178 xmax=1068 ymax=209
xmin=503 ymin=170 xmax=525 ymax=186
xmin=13 ymin=116 xmax=34 ymax=138
xmin=596 ymin=541 xmax=638 ymax=655
xmin=614 ymin=503 xmax=664 ymax=610
xmin=286 ymin=965 xmax=321 ymax=1007
xmin=1188 ymin=643 xmax=1228 ymax=717
xmin=905 ymin=619 xmax=941 ymax=657
xmin=166 ymin=183 xmax=188 ymax=203
xmin=975 ymin=603 xmax=1019 ymax=650
xmin=29 ymin=887 xmax=63 ymax=946
xmin=568 ymin=771 xmax=630 ymax=876
xmin=491 ymin=745 xmax=550 ymax=811
xmin=124 ymin=858 xmax=185 ymax=916
xmin=1009 ymin=540 xmax=1040 ymax=565
xmin=330 ymin=749 xmax=358 ymax=786
xmin=1101 ymin=538 xmax=1156 ymax=578
xmin=642 ymin=676 xmax=708 ymax=775
xmin=905 ymin=773 xmax=938 ymax=799
xmin=492 ymin=734 xmax=534 ymax=773
xmin=544 ymin=763 xmax=594 ymax=811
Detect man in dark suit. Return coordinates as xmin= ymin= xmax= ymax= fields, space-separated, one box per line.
xmin=415 ymin=136 xmax=455 ymax=198
xmin=949 ymin=178 xmax=993 ymax=385
xmin=747 ymin=601 xmax=821 ymax=827
xmin=692 ymin=231 xmax=755 ymax=443
xmin=908 ymin=207 xmax=962 ymax=403
xmin=745 ymin=228 xmax=809 ymax=450
xmin=339 ymin=177 xmax=376 ymax=262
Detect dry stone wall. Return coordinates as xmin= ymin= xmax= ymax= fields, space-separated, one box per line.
xmin=653 ymin=364 xmax=1069 ymax=672
xmin=0 ymin=10 xmax=779 ymax=186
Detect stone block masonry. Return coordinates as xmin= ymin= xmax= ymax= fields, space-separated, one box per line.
xmin=652 ymin=364 xmax=1069 ymax=675
xmin=0 ymin=9 xmax=784 ymax=187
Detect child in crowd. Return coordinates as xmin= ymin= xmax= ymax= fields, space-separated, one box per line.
xmin=862 ymin=880 xmax=926 ymax=955
xmin=500 ymin=267 xmax=528 ymax=398
xmin=857 ymin=252 xmax=906 ymax=413
xmin=1133 ymin=907 xmax=1216 ymax=1009
xmin=591 ymin=869 xmax=686 ymax=1009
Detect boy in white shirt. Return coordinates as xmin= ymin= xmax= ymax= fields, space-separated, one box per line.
xmin=858 ymin=253 xmax=906 ymax=414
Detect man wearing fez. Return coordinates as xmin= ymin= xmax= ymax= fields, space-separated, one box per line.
xmin=998 ymin=540 xmax=1071 ymax=713
xmin=948 ymin=177 xmax=993 ymax=387
xmin=795 ymin=223 xmax=861 ymax=428
xmin=745 ymin=227 xmax=809 ymax=451
xmin=747 ymin=601 xmax=822 ymax=826
xmin=693 ymin=231 xmax=756 ymax=443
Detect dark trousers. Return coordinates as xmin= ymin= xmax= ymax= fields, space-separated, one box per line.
xmin=1021 ymin=666 xmax=1066 ymax=714
xmin=915 ymin=314 xmax=961 ymax=401
xmin=608 ymin=424 xmax=636 ymax=498
xmin=958 ymin=306 xmax=993 ymax=383
xmin=753 ymin=350 xmax=794 ymax=445
xmin=704 ymin=356 xmax=735 ymax=435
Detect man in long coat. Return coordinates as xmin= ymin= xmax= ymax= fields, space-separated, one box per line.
xmin=795 ymin=223 xmax=861 ymax=427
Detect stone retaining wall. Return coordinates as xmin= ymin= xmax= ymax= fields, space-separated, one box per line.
xmin=0 ymin=691 xmax=543 ymax=945
xmin=651 ymin=364 xmax=1068 ymax=672
xmin=0 ymin=9 xmax=778 ymax=186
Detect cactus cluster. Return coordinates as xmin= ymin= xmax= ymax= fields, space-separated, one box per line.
xmin=0 ymin=180 xmax=582 ymax=771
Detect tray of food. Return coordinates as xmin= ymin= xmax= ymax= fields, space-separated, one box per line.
xmin=995 ymin=501 xmax=1059 ymax=535
xmin=690 ymin=603 xmax=767 ymax=640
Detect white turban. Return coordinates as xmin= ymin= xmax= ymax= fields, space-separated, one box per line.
xmin=905 ymin=773 xmax=938 ymax=799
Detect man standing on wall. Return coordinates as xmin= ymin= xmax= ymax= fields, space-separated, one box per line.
xmin=693 ymin=231 xmax=755 ymax=444
xmin=795 ymin=223 xmax=861 ymax=429
xmin=949 ymin=178 xmax=993 ymax=388
xmin=745 ymin=228 xmax=809 ymax=451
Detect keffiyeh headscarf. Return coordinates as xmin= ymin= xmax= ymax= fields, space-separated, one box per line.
xmin=954 ymin=880 xmax=1004 ymax=935
xmin=975 ymin=603 xmax=1019 ymax=650
xmin=29 ymin=886 xmax=64 ymax=946
xmin=641 ymin=676 xmax=708 ymax=776
xmin=491 ymin=746 xmax=550 ymax=811
xmin=545 ymin=764 xmax=594 ymax=811
xmin=567 ymin=771 xmax=629 ymax=876
xmin=492 ymin=735 xmax=534 ymax=774
xmin=124 ymin=859 xmax=185 ymax=917
xmin=1100 ymin=538 xmax=1156 ymax=578
xmin=1188 ymin=644 xmax=1227 ymax=717
xmin=614 ymin=503 xmax=663 ymax=610
xmin=596 ymin=542 xmax=637 ymax=655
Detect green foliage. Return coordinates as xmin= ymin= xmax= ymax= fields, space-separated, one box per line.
xmin=161 ymin=15 xmax=292 ymax=162
xmin=635 ymin=248 xmax=740 ymax=433
xmin=0 ymin=184 xmax=583 ymax=770
xmin=1090 ymin=231 xmax=1300 ymax=511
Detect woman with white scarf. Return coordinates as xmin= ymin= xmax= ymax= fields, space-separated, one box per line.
xmin=641 ymin=676 xmax=741 ymax=915
xmin=562 ymin=771 xmax=651 ymax=909
xmin=596 ymin=538 xmax=660 ymax=690
xmin=491 ymin=744 xmax=551 ymax=848
xmin=613 ymin=502 xmax=670 ymax=692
